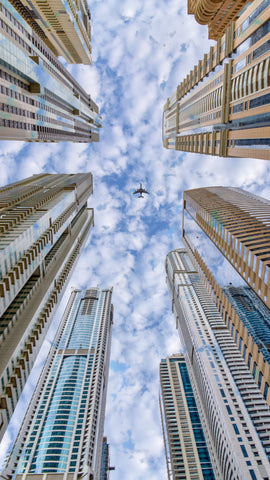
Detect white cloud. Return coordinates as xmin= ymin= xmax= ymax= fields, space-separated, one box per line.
xmin=0 ymin=0 xmax=270 ymax=478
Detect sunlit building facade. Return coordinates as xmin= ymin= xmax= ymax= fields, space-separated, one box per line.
xmin=2 ymin=287 xmax=113 ymax=480
xmin=160 ymin=354 xmax=215 ymax=480
xmin=163 ymin=0 xmax=270 ymax=160
xmin=8 ymin=0 xmax=92 ymax=64
xmin=0 ymin=173 xmax=94 ymax=442
xmin=182 ymin=186 xmax=270 ymax=402
xmin=0 ymin=0 xmax=101 ymax=142
xmin=166 ymin=249 xmax=270 ymax=479
xmin=188 ymin=0 xmax=252 ymax=40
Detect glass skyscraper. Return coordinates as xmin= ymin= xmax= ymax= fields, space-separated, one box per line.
xmin=0 ymin=0 xmax=101 ymax=142
xmin=223 ymin=285 xmax=270 ymax=366
xmin=0 ymin=173 xmax=94 ymax=441
xmin=2 ymin=287 xmax=113 ymax=480
xmin=166 ymin=249 xmax=270 ymax=479
xmin=160 ymin=354 xmax=215 ymax=480
xmin=100 ymin=437 xmax=113 ymax=480
xmin=163 ymin=0 xmax=270 ymax=160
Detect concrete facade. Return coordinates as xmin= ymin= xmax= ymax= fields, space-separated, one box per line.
xmin=163 ymin=0 xmax=270 ymax=160
xmin=182 ymin=186 xmax=270 ymax=404
xmin=166 ymin=249 xmax=270 ymax=479
xmin=0 ymin=173 xmax=94 ymax=442
xmin=0 ymin=0 xmax=101 ymax=142
xmin=8 ymin=0 xmax=92 ymax=64
xmin=188 ymin=0 xmax=251 ymax=40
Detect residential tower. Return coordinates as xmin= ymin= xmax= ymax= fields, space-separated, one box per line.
xmin=0 ymin=0 xmax=101 ymax=142
xmin=182 ymin=186 xmax=270 ymax=403
xmin=163 ymin=0 xmax=270 ymax=160
xmin=188 ymin=0 xmax=252 ymax=40
xmin=8 ymin=0 xmax=92 ymax=64
xmin=0 ymin=173 xmax=94 ymax=441
xmin=166 ymin=249 xmax=270 ymax=479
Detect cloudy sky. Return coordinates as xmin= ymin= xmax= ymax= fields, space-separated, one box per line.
xmin=1 ymin=0 xmax=270 ymax=478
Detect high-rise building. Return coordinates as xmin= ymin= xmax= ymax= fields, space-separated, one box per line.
xmin=182 ymin=186 xmax=270 ymax=401
xmin=0 ymin=173 xmax=94 ymax=441
xmin=183 ymin=186 xmax=270 ymax=307
xmin=100 ymin=437 xmax=114 ymax=480
xmin=223 ymin=285 xmax=270 ymax=366
xmin=8 ymin=0 xmax=92 ymax=64
xmin=1 ymin=287 xmax=113 ymax=480
xmin=163 ymin=0 xmax=270 ymax=160
xmin=0 ymin=1 xmax=101 ymax=142
xmin=166 ymin=249 xmax=270 ymax=479
xmin=159 ymin=354 xmax=215 ymax=480
xmin=188 ymin=0 xmax=252 ymax=40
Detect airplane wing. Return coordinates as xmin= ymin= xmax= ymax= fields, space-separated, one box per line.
xmin=142 ymin=189 xmax=149 ymax=194
xmin=133 ymin=189 xmax=140 ymax=195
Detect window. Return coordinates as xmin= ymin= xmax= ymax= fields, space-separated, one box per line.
xmin=263 ymin=382 xmax=269 ymax=400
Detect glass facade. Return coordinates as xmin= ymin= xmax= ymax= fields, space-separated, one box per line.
xmin=223 ymin=286 xmax=270 ymax=365
xmin=100 ymin=439 xmax=109 ymax=480
xmin=160 ymin=355 xmax=215 ymax=480
xmin=178 ymin=361 xmax=214 ymax=479
xmin=3 ymin=288 xmax=113 ymax=480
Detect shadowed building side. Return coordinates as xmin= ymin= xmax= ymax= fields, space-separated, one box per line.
xmin=0 ymin=173 xmax=94 ymax=442
xmin=163 ymin=0 xmax=270 ymax=160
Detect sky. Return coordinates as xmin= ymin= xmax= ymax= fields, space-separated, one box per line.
xmin=1 ymin=0 xmax=270 ymax=478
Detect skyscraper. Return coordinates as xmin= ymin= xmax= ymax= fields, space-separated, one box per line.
xmin=159 ymin=354 xmax=215 ymax=479
xmin=188 ymin=0 xmax=251 ymax=40
xmin=182 ymin=186 xmax=270 ymax=400
xmin=1 ymin=287 xmax=113 ymax=480
xmin=0 ymin=0 xmax=101 ymax=142
xmin=163 ymin=0 xmax=270 ymax=160
xmin=183 ymin=186 xmax=270 ymax=307
xmin=100 ymin=438 xmax=114 ymax=480
xmin=166 ymin=249 xmax=270 ymax=479
xmin=8 ymin=0 xmax=92 ymax=64
xmin=0 ymin=173 xmax=94 ymax=441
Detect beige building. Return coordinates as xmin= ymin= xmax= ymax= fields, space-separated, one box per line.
xmin=0 ymin=173 xmax=94 ymax=442
xmin=8 ymin=0 xmax=92 ymax=64
xmin=163 ymin=0 xmax=270 ymax=160
xmin=0 ymin=1 xmax=101 ymax=142
xmin=188 ymin=0 xmax=252 ymax=40
xmin=182 ymin=186 xmax=270 ymax=406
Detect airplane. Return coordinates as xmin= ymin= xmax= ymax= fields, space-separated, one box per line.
xmin=133 ymin=183 xmax=149 ymax=198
